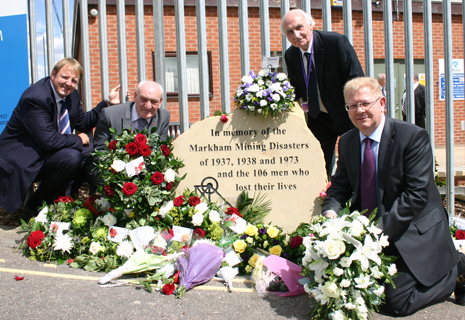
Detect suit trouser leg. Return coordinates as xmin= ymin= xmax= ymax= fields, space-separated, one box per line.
xmin=67 ymin=144 xmax=100 ymax=197
xmin=307 ymin=112 xmax=340 ymax=179
xmin=383 ymin=257 xmax=457 ymax=316
xmin=27 ymin=148 xmax=82 ymax=209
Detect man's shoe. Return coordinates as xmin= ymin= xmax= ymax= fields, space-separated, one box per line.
xmin=455 ymin=252 xmax=465 ymax=305
xmin=21 ymin=204 xmax=37 ymax=222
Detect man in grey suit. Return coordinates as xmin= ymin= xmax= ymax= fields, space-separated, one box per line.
xmin=93 ymin=80 xmax=170 ymax=151
xmin=323 ymin=77 xmax=464 ymax=315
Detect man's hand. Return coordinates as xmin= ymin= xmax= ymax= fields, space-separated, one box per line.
xmin=78 ymin=132 xmax=90 ymax=146
xmin=323 ymin=210 xmax=338 ymax=219
xmin=107 ymin=84 xmax=131 ymax=105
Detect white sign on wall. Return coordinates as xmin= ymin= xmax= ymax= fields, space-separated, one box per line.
xmin=439 ymin=59 xmax=464 ymax=101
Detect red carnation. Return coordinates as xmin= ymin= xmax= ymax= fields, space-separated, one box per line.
xmin=122 ymin=182 xmax=137 ymax=196
xmin=139 ymin=144 xmax=151 ymax=157
xmin=27 ymin=230 xmax=45 ymax=249
xmin=108 ymin=140 xmax=117 ymax=150
xmin=456 ymin=230 xmax=465 ymax=240
xmin=162 ymin=283 xmax=176 ymax=295
xmin=290 ymin=236 xmax=303 ymax=249
xmin=125 ymin=142 xmax=139 ymax=156
xmin=55 ymin=196 xmax=74 ymax=203
xmin=109 ymin=227 xmax=118 ymax=238
xmin=104 ymin=185 xmax=115 ymax=197
xmin=221 ymin=114 xmax=228 ymax=123
xmin=134 ymin=133 xmax=147 ymax=146
xmin=194 ymin=228 xmax=206 ymax=238
xmin=165 ymin=182 xmax=173 ymax=191
xmin=67 ymin=258 xmax=74 ymax=265
xmin=161 ymin=145 xmax=171 ymax=157
xmin=189 ymin=196 xmax=200 ymax=206
xmin=151 ymin=172 xmax=164 ymax=185
xmin=225 ymin=207 xmax=240 ymax=215
xmin=173 ymin=196 xmax=185 ymax=207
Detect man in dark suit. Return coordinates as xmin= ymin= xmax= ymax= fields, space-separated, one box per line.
xmin=402 ymin=73 xmax=426 ymax=128
xmin=281 ymin=9 xmax=364 ymax=178
xmin=323 ymin=77 xmax=464 ymax=315
xmin=93 ymin=80 xmax=170 ymax=152
xmin=0 ymin=58 xmax=118 ymax=218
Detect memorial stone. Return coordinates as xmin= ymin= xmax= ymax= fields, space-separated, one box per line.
xmin=173 ymin=106 xmax=327 ymax=232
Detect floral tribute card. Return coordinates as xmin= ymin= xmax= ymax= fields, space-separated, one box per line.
xmin=227 ymin=214 xmax=247 ymax=234
xmin=108 ymin=226 xmax=129 ymax=243
xmin=50 ymin=222 xmax=71 ymax=236
xmin=125 ymin=156 xmax=145 ymax=177
xmin=172 ymin=226 xmax=194 ymax=245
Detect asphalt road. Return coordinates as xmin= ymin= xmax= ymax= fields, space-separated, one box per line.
xmin=1 ymin=227 xmax=465 ymax=320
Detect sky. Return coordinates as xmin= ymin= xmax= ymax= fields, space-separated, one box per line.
xmin=34 ymin=0 xmax=75 ymax=78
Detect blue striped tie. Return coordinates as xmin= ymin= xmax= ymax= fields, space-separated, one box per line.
xmin=59 ymin=100 xmax=71 ymax=134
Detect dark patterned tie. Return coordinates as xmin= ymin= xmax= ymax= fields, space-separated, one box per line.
xmin=136 ymin=118 xmax=148 ymax=131
xmin=361 ymin=138 xmax=377 ymax=216
xmin=304 ymin=52 xmax=320 ymax=119
xmin=59 ymin=100 xmax=71 ymax=134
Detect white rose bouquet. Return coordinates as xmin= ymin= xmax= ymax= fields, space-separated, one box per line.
xmin=300 ymin=208 xmax=398 ymax=320
xmin=233 ymin=69 xmax=295 ymax=117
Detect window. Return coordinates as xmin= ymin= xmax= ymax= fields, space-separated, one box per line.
xmin=152 ymin=51 xmax=213 ymax=98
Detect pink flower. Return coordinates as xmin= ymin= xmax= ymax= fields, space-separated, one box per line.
xmin=220 ymin=114 xmax=228 ymax=123
xmin=319 ymin=191 xmax=327 ymax=199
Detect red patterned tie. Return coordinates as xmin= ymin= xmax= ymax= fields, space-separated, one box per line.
xmin=361 ymin=138 xmax=377 ymax=215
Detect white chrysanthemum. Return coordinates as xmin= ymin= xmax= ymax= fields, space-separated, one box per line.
xmin=101 ymin=213 xmax=117 ymax=227
xmin=340 ymin=279 xmax=351 ymax=288
xmin=164 ymin=169 xmax=176 ymax=182
xmin=195 ymin=202 xmax=209 ymax=214
xmin=95 ymin=198 xmax=111 ymax=212
xmin=388 ymin=264 xmax=397 ymax=276
xmin=35 ymin=206 xmax=49 ymax=224
xmin=276 ymin=72 xmax=287 ymax=81
xmin=53 ymin=234 xmax=73 ymax=253
xmin=333 ymin=267 xmax=344 ymax=277
xmin=247 ymin=84 xmax=260 ymax=92
xmin=192 ymin=212 xmax=204 ymax=226
xmin=258 ymin=69 xmax=268 ymax=77
xmin=241 ymin=75 xmax=253 ymax=83
xmin=159 ymin=201 xmax=174 ymax=218
xmin=354 ymin=274 xmax=374 ymax=289
xmin=245 ymin=93 xmax=254 ymax=101
xmin=152 ymin=234 xmax=167 ymax=249
xmin=339 ymin=257 xmax=352 ymax=268
xmin=272 ymin=93 xmax=281 ymax=101
xmin=209 ymin=210 xmax=221 ymax=223
xmin=89 ymin=241 xmax=104 ymax=255
xmin=111 ymin=159 xmax=126 ymax=172
xmin=116 ymin=240 xmax=134 ymax=258
xmin=373 ymin=285 xmax=385 ymax=296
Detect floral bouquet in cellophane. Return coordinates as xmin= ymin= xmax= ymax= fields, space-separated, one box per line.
xmin=93 ymin=127 xmax=185 ymax=228
xmin=299 ymin=207 xmax=398 ymax=320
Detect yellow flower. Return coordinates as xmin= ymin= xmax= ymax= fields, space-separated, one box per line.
xmin=263 ymin=240 xmax=269 ymax=248
xmin=269 ymin=245 xmax=282 ymax=256
xmin=245 ymin=265 xmax=253 ymax=273
xmin=129 ymin=211 xmax=135 ymax=218
xmin=244 ymin=224 xmax=258 ymax=236
xmin=267 ymin=226 xmax=280 ymax=238
xmin=233 ymin=239 xmax=247 ymax=253
xmin=248 ymin=254 xmax=259 ymax=267
xmin=246 ymin=237 xmax=254 ymax=244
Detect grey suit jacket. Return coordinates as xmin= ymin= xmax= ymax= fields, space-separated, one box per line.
xmin=323 ymin=116 xmax=457 ymax=287
xmin=93 ymin=102 xmax=171 ymax=151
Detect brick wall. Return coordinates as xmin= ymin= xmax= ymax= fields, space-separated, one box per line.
xmin=82 ymin=5 xmax=464 ymax=147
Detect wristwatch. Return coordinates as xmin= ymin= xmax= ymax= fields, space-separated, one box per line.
xmin=105 ymin=97 xmax=112 ymax=106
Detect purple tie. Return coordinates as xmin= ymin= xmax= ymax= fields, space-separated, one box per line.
xmin=361 ymin=138 xmax=377 ymax=215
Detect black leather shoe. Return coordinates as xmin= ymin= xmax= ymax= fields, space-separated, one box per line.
xmin=455 ymin=252 xmax=465 ymax=305
xmin=21 ymin=204 xmax=38 ymax=222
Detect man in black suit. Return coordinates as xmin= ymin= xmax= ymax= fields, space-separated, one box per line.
xmin=0 ymin=58 xmax=118 ymax=218
xmin=281 ymin=9 xmax=364 ymax=178
xmin=402 ymin=73 xmax=426 ymax=128
xmin=323 ymin=76 xmax=464 ymax=315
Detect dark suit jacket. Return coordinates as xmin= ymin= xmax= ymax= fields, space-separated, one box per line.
xmin=414 ymin=84 xmax=426 ymax=128
xmin=323 ymin=116 xmax=457 ymax=287
xmin=284 ymin=30 xmax=364 ymax=133
xmin=93 ymin=102 xmax=171 ymax=151
xmin=0 ymin=77 xmax=107 ymax=213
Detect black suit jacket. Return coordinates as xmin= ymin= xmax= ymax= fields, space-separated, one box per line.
xmin=323 ymin=116 xmax=457 ymax=286
xmin=0 ymin=77 xmax=107 ymax=213
xmin=284 ymin=30 xmax=364 ymax=133
xmin=414 ymin=84 xmax=426 ymax=128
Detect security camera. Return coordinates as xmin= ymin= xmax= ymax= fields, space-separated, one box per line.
xmin=89 ymin=8 xmax=98 ymax=18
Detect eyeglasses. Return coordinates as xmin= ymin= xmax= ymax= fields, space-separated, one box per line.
xmin=345 ymin=96 xmax=382 ymax=112
xmin=139 ymin=95 xmax=161 ymax=106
